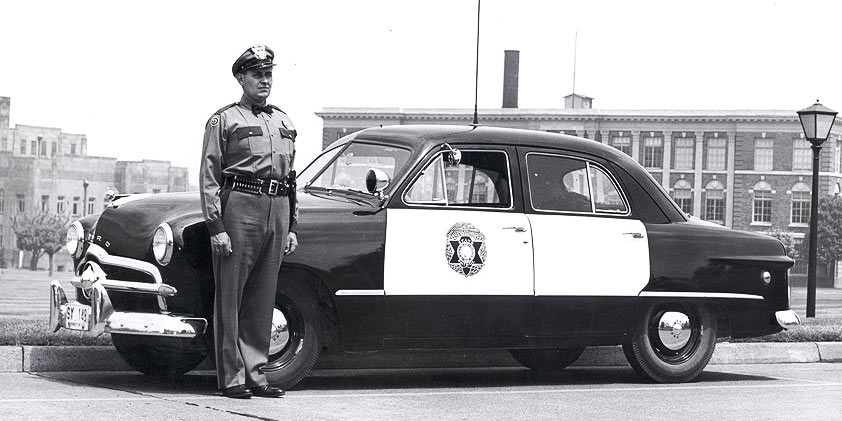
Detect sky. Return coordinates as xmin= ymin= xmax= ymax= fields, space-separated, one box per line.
xmin=1 ymin=0 xmax=841 ymax=187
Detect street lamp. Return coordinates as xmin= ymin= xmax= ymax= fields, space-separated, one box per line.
xmin=82 ymin=179 xmax=90 ymax=217
xmin=797 ymin=100 xmax=838 ymax=318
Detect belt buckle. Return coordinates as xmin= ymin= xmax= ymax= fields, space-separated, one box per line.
xmin=268 ymin=179 xmax=279 ymax=196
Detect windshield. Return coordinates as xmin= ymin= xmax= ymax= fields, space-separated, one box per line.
xmin=299 ymin=142 xmax=412 ymax=192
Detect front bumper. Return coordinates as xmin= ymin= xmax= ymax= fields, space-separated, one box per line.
xmin=49 ymin=249 xmax=207 ymax=339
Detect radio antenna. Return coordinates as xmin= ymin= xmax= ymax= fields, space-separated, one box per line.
xmin=572 ymin=31 xmax=578 ymax=94
xmin=471 ymin=0 xmax=481 ymax=126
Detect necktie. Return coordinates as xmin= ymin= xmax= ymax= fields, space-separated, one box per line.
xmin=251 ymin=105 xmax=273 ymax=116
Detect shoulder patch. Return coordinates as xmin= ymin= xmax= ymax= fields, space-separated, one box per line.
xmin=210 ymin=116 xmax=220 ymax=127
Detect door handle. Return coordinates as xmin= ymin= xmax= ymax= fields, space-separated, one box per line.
xmin=623 ymin=232 xmax=644 ymax=239
xmin=503 ymin=226 xmax=527 ymax=233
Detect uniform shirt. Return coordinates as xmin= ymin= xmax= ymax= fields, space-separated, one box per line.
xmin=200 ymin=96 xmax=298 ymax=236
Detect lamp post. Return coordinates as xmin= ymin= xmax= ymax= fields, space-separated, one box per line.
xmin=82 ymin=179 xmax=90 ymax=217
xmin=797 ymin=100 xmax=838 ymax=318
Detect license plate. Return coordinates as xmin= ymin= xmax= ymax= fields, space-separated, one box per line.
xmin=64 ymin=303 xmax=90 ymax=331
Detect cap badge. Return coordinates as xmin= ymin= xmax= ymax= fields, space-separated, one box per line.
xmin=251 ymin=44 xmax=269 ymax=60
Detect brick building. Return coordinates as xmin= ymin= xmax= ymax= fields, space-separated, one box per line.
xmin=316 ymin=53 xmax=842 ymax=286
xmin=0 ymin=96 xmax=189 ymax=270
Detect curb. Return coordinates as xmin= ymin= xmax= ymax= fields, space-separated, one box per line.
xmin=1 ymin=342 xmax=840 ymax=373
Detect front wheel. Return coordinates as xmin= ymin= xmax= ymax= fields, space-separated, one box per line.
xmin=260 ymin=281 xmax=322 ymax=390
xmin=623 ymin=303 xmax=716 ymax=383
xmin=112 ymin=334 xmax=208 ymax=376
xmin=508 ymin=347 xmax=586 ymax=372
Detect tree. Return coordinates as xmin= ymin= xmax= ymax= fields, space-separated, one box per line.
xmin=768 ymin=229 xmax=801 ymax=261
xmin=11 ymin=212 xmax=70 ymax=276
xmin=803 ymin=196 xmax=842 ymax=278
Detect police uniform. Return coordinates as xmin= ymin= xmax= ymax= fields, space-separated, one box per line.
xmin=199 ymin=45 xmax=298 ymax=398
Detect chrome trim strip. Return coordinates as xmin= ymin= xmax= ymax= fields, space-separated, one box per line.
xmin=70 ymin=277 xmax=177 ymax=297
xmin=775 ymin=309 xmax=801 ymax=329
xmin=638 ymin=291 xmax=764 ymax=300
xmin=335 ymin=289 xmax=386 ymax=296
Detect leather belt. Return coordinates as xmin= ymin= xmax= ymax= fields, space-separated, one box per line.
xmin=224 ymin=175 xmax=291 ymax=196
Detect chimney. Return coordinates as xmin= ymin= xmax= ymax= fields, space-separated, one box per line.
xmin=502 ymin=50 xmax=519 ymax=108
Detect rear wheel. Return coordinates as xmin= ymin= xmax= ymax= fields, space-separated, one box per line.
xmin=112 ymin=334 xmax=208 ymax=376
xmin=261 ymin=281 xmax=322 ymax=390
xmin=508 ymin=347 xmax=586 ymax=372
xmin=622 ymin=303 xmax=716 ymax=383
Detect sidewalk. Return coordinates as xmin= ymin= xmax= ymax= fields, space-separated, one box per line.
xmin=2 ymin=342 xmax=842 ymax=373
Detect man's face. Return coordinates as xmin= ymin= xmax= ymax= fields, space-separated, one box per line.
xmin=238 ymin=68 xmax=272 ymax=102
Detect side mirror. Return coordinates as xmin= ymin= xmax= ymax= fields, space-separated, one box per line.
xmin=366 ymin=168 xmax=391 ymax=195
xmin=103 ymin=187 xmax=120 ymax=205
xmin=442 ymin=143 xmax=461 ymax=166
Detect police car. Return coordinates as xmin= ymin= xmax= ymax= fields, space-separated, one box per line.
xmin=50 ymin=125 xmax=799 ymax=388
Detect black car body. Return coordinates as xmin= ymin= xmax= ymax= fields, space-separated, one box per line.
xmin=50 ymin=125 xmax=799 ymax=386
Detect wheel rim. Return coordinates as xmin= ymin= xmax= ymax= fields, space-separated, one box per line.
xmin=262 ymin=296 xmax=305 ymax=372
xmin=647 ymin=305 xmax=701 ymax=364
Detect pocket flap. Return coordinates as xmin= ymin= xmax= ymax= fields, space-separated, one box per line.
xmin=234 ymin=126 xmax=264 ymax=139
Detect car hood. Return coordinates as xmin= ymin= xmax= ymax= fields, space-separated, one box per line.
xmin=91 ymin=190 xmax=377 ymax=260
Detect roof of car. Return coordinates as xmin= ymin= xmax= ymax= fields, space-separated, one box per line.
xmin=346 ymin=124 xmax=630 ymax=163
xmin=354 ymin=125 xmax=617 ymax=155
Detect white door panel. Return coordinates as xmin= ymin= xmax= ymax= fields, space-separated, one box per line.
xmin=531 ymin=214 xmax=649 ymax=296
xmin=385 ymin=208 xmax=534 ymax=295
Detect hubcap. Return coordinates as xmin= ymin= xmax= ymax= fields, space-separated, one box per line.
xmin=267 ymin=308 xmax=289 ymax=356
xmin=657 ymin=311 xmax=691 ymax=351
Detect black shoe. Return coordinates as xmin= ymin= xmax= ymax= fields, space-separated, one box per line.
xmin=222 ymin=385 xmax=252 ymax=399
xmin=251 ymin=385 xmax=285 ymax=398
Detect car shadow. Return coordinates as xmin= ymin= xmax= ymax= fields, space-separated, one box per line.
xmin=33 ymin=366 xmax=776 ymax=396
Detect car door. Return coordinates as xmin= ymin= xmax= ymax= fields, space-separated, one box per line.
xmin=382 ymin=146 xmax=534 ymax=343
xmin=521 ymin=149 xmax=650 ymax=337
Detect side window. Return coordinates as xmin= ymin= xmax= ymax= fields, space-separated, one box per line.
xmin=526 ymin=153 xmax=628 ymax=214
xmin=590 ymin=166 xmax=628 ymax=213
xmin=527 ymin=154 xmax=591 ymax=212
xmin=405 ymin=150 xmax=511 ymax=208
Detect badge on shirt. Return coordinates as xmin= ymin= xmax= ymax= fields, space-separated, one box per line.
xmin=210 ymin=116 xmax=219 ymax=127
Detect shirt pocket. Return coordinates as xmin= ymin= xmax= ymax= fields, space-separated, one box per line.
xmin=233 ymin=126 xmax=269 ymax=156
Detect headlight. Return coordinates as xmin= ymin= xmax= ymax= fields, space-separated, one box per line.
xmin=65 ymin=221 xmax=84 ymax=258
xmin=152 ymin=223 xmax=174 ymax=266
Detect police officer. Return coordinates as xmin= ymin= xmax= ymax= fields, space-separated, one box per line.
xmin=200 ymin=44 xmax=298 ymax=399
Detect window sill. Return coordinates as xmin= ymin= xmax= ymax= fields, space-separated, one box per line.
xmin=788 ymin=223 xmax=809 ymax=228
xmin=750 ymin=221 xmax=772 ymax=227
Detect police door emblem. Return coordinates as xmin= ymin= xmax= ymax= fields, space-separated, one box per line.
xmin=445 ymin=222 xmax=487 ymax=277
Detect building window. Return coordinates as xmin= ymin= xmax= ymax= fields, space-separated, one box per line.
xmin=30 ymin=140 xmax=36 ymax=156
xmin=672 ymin=179 xmax=693 ymax=215
xmin=752 ymin=181 xmax=773 ymax=224
xmin=755 ymin=138 xmax=774 ymax=171
xmin=1 ymin=137 xmax=7 ymax=150
xmin=70 ymin=143 xmax=77 ymax=155
xmin=791 ymin=182 xmax=810 ymax=225
xmin=17 ymin=194 xmax=25 ymax=213
xmin=51 ymin=142 xmax=57 ymax=157
xmin=673 ymin=137 xmax=694 ymax=170
xmin=706 ymin=137 xmax=727 ymax=170
xmin=87 ymin=198 xmax=96 ymax=215
xmin=643 ymin=135 xmax=663 ymax=168
xmin=56 ymin=196 xmax=65 ymax=214
xmin=0 ymin=224 xmax=3 ymax=248
xmin=38 ymin=138 xmax=47 ymax=156
xmin=72 ymin=197 xmax=80 ymax=216
xmin=704 ymin=180 xmax=725 ymax=224
xmin=611 ymin=134 xmax=632 ymax=156
xmin=19 ymin=140 xmax=26 ymax=155
xmin=793 ymin=139 xmax=811 ymax=171
xmin=0 ymin=189 xmax=4 ymax=214
xmin=41 ymin=195 xmax=49 ymax=213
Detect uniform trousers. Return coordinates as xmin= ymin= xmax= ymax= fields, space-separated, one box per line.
xmin=212 ymin=188 xmax=290 ymax=389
